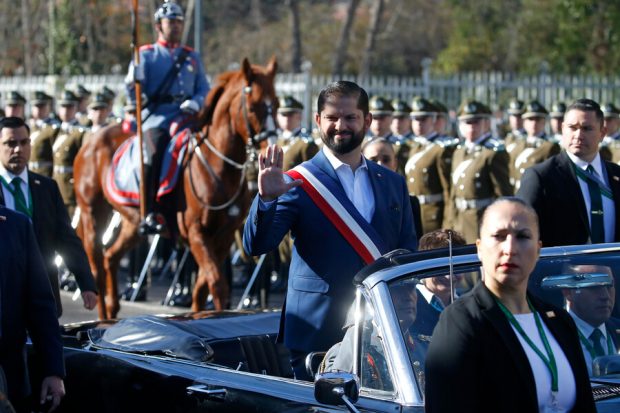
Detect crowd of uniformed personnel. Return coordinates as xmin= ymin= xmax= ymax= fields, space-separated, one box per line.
xmin=0 ymin=86 xmax=135 ymax=221
xmin=263 ymin=94 xmax=620 ymax=248
xmin=4 ymin=87 xmax=620 ymax=246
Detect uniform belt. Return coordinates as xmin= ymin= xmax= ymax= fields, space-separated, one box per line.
xmin=455 ymin=197 xmax=493 ymax=211
xmin=29 ymin=161 xmax=53 ymax=169
xmin=416 ymin=193 xmax=444 ymax=205
xmin=158 ymin=95 xmax=189 ymax=104
xmin=53 ymin=165 xmax=74 ymax=174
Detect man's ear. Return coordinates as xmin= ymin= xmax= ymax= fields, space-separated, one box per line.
xmin=314 ymin=112 xmax=321 ymax=128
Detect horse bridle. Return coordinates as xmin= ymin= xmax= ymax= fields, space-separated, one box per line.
xmin=187 ymin=84 xmax=277 ymax=211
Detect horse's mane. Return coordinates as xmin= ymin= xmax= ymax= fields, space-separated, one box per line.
xmin=196 ymin=70 xmax=244 ymax=129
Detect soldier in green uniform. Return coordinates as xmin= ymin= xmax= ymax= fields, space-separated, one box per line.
xmin=509 ymin=100 xmax=560 ymax=190
xmin=549 ymin=101 xmax=566 ymax=143
xmin=74 ymin=84 xmax=92 ymax=127
xmin=600 ymin=103 xmax=620 ymax=163
xmin=3 ymin=91 xmax=26 ymax=119
xmin=503 ymin=98 xmax=526 ymax=153
xmin=53 ymin=90 xmax=88 ymax=218
xmin=87 ymin=92 xmax=115 ymax=134
xmin=447 ymin=100 xmax=513 ymax=243
xmin=431 ymin=99 xmax=454 ymax=139
xmin=368 ymin=96 xmax=397 ymax=142
xmin=28 ymin=91 xmax=59 ymax=177
xmin=390 ymin=99 xmax=414 ymax=141
xmin=404 ymin=97 xmax=457 ymax=235
xmin=276 ymin=95 xmax=319 ymax=172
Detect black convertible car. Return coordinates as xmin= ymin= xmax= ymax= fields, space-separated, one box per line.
xmin=28 ymin=243 xmax=620 ymax=412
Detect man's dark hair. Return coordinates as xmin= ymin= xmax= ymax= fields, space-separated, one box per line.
xmin=0 ymin=116 xmax=30 ymax=135
xmin=478 ymin=196 xmax=539 ymax=237
xmin=317 ymin=81 xmax=369 ymax=115
xmin=566 ymin=98 xmax=604 ymax=128
xmin=419 ymin=229 xmax=466 ymax=251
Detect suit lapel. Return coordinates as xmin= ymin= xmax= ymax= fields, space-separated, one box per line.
xmin=311 ymin=150 xmax=340 ymax=184
xmin=28 ymin=171 xmax=42 ymax=225
xmin=557 ymin=151 xmax=589 ymax=229
xmin=474 ymin=284 xmax=538 ymax=407
xmin=603 ymin=161 xmax=620 ymax=241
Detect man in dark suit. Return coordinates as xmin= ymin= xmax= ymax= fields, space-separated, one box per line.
xmin=0 ymin=117 xmax=97 ymax=316
xmin=243 ymin=81 xmax=418 ymax=380
xmin=561 ymin=265 xmax=620 ymax=375
xmin=517 ymin=99 xmax=620 ymax=247
xmin=0 ymin=206 xmax=65 ymax=412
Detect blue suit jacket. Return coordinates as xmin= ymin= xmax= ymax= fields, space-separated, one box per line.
xmin=0 ymin=207 xmax=64 ymax=401
xmin=243 ymin=151 xmax=418 ymax=352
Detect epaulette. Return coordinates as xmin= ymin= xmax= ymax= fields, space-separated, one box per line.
xmin=52 ymin=123 xmax=60 ymax=130
xmin=436 ymin=136 xmax=460 ymax=148
xmin=139 ymin=44 xmax=155 ymax=52
xmin=182 ymin=45 xmax=194 ymax=52
xmin=483 ymin=137 xmax=506 ymax=151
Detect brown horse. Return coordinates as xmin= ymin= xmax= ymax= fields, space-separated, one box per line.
xmin=74 ymin=57 xmax=278 ymax=319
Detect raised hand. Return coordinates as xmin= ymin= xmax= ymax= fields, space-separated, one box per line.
xmin=258 ymin=144 xmax=302 ymax=202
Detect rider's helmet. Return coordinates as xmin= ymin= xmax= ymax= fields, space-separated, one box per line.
xmin=154 ymin=1 xmax=184 ymax=22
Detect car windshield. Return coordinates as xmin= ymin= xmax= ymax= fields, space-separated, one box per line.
xmin=387 ymin=247 xmax=620 ymax=391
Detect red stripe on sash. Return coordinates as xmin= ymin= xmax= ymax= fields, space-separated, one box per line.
xmin=287 ymin=169 xmax=376 ymax=264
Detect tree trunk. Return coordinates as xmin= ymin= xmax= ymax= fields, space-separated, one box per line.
xmin=360 ymin=0 xmax=384 ymax=78
xmin=286 ymin=0 xmax=302 ymax=73
xmin=21 ymin=0 xmax=33 ymax=75
xmin=182 ymin=0 xmax=195 ymax=46
xmin=332 ymin=0 xmax=360 ymax=77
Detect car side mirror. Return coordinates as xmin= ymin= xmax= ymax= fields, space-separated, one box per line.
xmin=314 ymin=372 xmax=360 ymax=412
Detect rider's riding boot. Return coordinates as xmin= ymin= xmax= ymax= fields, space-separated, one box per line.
xmin=138 ymin=163 xmax=166 ymax=236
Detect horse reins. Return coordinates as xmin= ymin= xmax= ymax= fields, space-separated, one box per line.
xmin=187 ymin=84 xmax=274 ymax=211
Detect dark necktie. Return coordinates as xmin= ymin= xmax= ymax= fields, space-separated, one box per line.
xmin=586 ymin=165 xmax=605 ymax=243
xmin=590 ymin=328 xmax=606 ymax=358
xmin=11 ymin=177 xmax=29 ymax=216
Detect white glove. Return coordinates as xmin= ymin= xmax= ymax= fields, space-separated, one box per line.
xmin=125 ymin=62 xmax=145 ymax=84
xmin=180 ymin=99 xmax=200 ymax=114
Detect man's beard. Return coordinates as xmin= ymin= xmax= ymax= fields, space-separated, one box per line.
xmin=320 ymin=128 xmax=365 ymax=155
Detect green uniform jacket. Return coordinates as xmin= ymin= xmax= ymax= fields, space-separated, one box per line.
xmin=28 ymin=120 xmax=59 ymax=178
xmin=447 ymin=134 xmax=513 ymax=243
xmin=509 ymin=135 xmax=560 ymax=191
xmin=52 ymin=123 xmax=87 ymax=215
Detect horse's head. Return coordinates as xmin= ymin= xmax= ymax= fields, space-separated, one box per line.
xmin=199 ymin=56 xmax=278 ymax=150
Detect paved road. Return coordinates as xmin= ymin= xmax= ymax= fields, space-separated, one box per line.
xmin=59 ymin=258 xmax=285 ymax=324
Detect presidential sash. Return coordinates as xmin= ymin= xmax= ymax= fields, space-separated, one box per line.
xmin=286 ymin=162 xmax=388 ymax=264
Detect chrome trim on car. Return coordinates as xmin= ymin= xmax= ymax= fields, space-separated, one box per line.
xmin=369 ymin=282 xmax=422 ymax=406
xmin=364 ymin=243 xmax=620 ymax=289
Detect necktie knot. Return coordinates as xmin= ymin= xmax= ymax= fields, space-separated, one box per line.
xmin=590 ymin=328 xmax=603 ymax=341
xmin=11 ymin=176 xmax=21 ymax=189
xmin=10 ymin=176 xmax=29 ymax=217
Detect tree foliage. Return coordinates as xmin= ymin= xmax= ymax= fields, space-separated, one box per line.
xmin=1 ymin=0 xmax=619 ymax=76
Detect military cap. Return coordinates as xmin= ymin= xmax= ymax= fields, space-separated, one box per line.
xmin=88 ymin=93 xmax=109 ymax=110
xmin=506 ymin=98 xmax=525 ymax=116
xmin=5 ymin=91 xmax=26 ymax=106
xmin=457 ymin=99 xmax=492 ymax=120
xmin=431 ymin=99 xmax=449 ymax=117
xmin=369 ymin=96 xmax=394 ymax=115
xmin=31 ymin=91 xmax=53 ymax=106
xmin=522 ymin=100 xmax=549 ymax=119
xmin=58 ymin=90 xmax=79 ymax=106
xmin=154 ymin=1 xmax=184 ymax=21
xmin=410 ymin=96 xmax=437 ymax=118
xmin=277 ymin=95 xmax=303 ymax=113
xmin=391 ymin=99 xmax=412 ymax=117
xmin=602 ymin=103 xmax=620 ymax=119
xmin=549 ymin=102 xmax=566 ymax=118
xmin=100 ymin=86 xmax=117 ymax=103
xmin=74 ymin=84 xmax=91 ymax=99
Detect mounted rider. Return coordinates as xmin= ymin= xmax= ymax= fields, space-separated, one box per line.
xmin=125 ymin=0 xmax=210 ymax=234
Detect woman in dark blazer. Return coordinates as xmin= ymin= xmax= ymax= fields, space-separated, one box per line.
xmin=425 ymin=197 xmax=595 ymax=413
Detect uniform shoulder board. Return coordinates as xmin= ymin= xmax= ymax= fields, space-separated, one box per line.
xmin=436 ymin=136 xmax=459 ymax=147
xmin=182 ymin=45 xmax=195 ymax=53
xmin=140 ymin=44 xmax=155 ymax=52
xmin=483 ymin=137 xmax=506 ymax=151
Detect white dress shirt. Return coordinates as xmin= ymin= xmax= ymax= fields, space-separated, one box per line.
xmin=0 ymin=165 xmax=30 ymax=211
xmin=566 ymin=151 xmax=616 ymax=242
xmin=321 ymin=147 xmax=375 ymax=222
